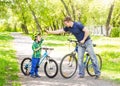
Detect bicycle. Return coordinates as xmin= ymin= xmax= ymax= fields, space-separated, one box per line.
xmin=21 ymin=47 xmax=58 ymax=78
xmin=60 ymin=39 xmax=102 ymax=79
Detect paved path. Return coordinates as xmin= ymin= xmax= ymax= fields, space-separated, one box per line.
xmin=11 ymin=32 xmax=120 ymax=86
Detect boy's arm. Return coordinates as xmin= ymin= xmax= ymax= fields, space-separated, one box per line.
xmin=32 ymin=43 xmax=41 ymax=52
xmin=46 ymin=29 xmax=65 ymax=34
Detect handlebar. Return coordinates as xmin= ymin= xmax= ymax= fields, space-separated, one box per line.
xmin=68 ymin=39 xmax=96 ymax=47
xmin=41 ymin=47 xmax=54 ymax=51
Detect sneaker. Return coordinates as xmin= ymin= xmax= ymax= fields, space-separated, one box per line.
xmin=30 ymin=75 xmax=36 ymax=78
xmin=35 ymin=74 xmax=41 ymax=78
xmin=78 ymin=75 xmax=84 ymax=78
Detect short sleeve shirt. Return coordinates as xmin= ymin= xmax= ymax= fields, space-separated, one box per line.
xmin=64 ymin=22 xmax=90 ymax=42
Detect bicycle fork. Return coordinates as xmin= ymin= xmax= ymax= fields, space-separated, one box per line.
xmin=68 ymin=53 xmax=76 ymax=67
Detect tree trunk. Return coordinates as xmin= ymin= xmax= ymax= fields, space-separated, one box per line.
xmin=105 ymin=0 xmax=115 ymax=36
xmin=14 ymin=23 xmax=17 ymax=32
xmin=69 ymin=0 xmax=76 ymax=21
xmin=60 ymin=0 xmax=71 ymax=17
xmin=18 ymin=2 xmax=29 ymax=34
xmin=61 ymin=10 xmax=66 ymax=17
xmin=26 ymin=0 xmax=42 ymax=34
xmin=21 ymin=23 xmax=29 ymax=34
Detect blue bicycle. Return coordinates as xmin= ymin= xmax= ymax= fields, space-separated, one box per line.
xmin=60 ymin=39 xmax=102 ymax=79
xmin=21 ymin=48 xmax=58 ymax=78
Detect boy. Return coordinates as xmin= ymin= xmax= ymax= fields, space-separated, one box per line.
xmin=30 ymin=34 xmax=44 ymax=78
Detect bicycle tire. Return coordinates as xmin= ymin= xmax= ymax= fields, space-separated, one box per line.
xmin=44 ymin=59 xmax=58 ymax=78
xmin=60 ymin=53 xmax=78 ymax=79
xmin=21 ymin=58 xmax=31 ymax=76
xmin=86 ymin=54 xmax=102 ymax=76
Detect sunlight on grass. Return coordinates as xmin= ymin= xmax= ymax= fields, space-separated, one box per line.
xmin=0 ymin=32 xmax=20 ymax=86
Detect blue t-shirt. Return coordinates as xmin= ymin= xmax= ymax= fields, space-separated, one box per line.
xmin=64 ymin=22 xmax=90 ymax=42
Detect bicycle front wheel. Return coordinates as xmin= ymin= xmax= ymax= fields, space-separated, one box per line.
xmin=86 ymin=54 xmax=102 ymax=76
xmin=21 ymin=58 xmax=31 ymax=76
xmin=60 ymin=54 xmax=77 ymax=79
xmin=44 ymin=59 xmax=58 ymax=78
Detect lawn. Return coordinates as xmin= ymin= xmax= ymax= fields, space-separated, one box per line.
xmin=92 ymin=36 xmax=120 ymax=83
xmin=0 ymin=32 xmax=20 ymax=86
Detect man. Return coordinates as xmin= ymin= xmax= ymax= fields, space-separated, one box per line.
xmin=46 ymin=16 xmax=101 ymax=79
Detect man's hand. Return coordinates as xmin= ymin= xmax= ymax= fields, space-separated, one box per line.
xmin=45 ymin=29 xmax=65 ymax=34
xmin=45 ymin=30 xmax=49 ymax=34
xmin=80 ymin=40 xmax=85 ymax=44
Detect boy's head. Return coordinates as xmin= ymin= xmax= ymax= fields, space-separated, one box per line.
xmin=64 ymin=16 xmax=73 ymax=27
xmin=34 ymin=33 xmax=41 ymax=42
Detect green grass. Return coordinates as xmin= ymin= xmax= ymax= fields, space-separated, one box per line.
xmin=0 ymin=32 xmax=20 ymax=86
xmin=92 ymin=36 xmax=120 ymax=83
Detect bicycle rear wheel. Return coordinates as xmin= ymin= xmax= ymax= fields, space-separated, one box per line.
xmin=21 ymin=58 xmax=31 ymax=76
xmin=60 ymin=53 xmax=77 ymax=79
xmin=44 ymin=59 xmax=58 ymax=78
xmin=86 ymin=54 xmax=102 ymax=76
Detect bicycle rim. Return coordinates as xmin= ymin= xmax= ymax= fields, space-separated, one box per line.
xmin=60 ymin=54 xmax=77 ymax=79
xmin=44 ymin=59 xmax=58 ymax=78
xmin=21 ymin=58 xmax=31 ymax=76
xmin=86 ymin=54 xmax=102 ymax=76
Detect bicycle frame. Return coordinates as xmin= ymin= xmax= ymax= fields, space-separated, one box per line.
xmin=39 ymin=50 xmax=48 ymax=65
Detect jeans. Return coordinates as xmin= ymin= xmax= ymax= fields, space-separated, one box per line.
xmin=30 ymin=57 xmax=40 ymax=75
xmin=78 ymin=39 xmax=101 ymax=76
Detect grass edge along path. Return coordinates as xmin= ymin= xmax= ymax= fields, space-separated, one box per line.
xmin=0 ymin=32 xmax=20 ymax=86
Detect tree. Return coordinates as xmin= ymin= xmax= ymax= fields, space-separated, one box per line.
xmin=105 ymin=0 xmax=115 ymax=36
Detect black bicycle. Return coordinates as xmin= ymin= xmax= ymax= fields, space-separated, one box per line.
xmin=60 ymin=39 xmax=102 ymax=79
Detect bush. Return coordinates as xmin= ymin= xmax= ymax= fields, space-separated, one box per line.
xmin=110 ymin=27 xmax=120 ymax=37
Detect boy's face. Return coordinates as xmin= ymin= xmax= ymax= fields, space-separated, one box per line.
xmin=37 ymin=35 xmax=41 ymax=41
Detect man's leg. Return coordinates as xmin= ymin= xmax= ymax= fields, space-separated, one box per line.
xmin=78 ymin=45 xmax=85 ymax=77
xmin=85 ymin=40 xmax=101 ymax=77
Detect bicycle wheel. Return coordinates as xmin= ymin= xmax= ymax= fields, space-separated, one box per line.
xmin=86 ymin=54 xmax=102 ymax=76
xmin=44 ymin=59 xmax=58 ymax=78
xmin=21 ymin=58 xmax=31 ymax=76
xmin=60 ymin=53 xmax=77 ymax=79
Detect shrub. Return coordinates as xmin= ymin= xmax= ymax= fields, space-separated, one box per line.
xmin=110 ymin=27 xmax=120 ymax=37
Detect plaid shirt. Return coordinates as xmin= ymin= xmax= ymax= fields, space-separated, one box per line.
xmin=32 ymin=39 xmax=44 ymax=58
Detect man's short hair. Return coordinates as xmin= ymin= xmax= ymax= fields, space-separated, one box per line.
xmin=64 ymin=16 xmax=72 ymax=22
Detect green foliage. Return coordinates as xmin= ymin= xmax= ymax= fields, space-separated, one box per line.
xmin=110 ymin=27 xmax=120 ymax=37
xmin=0 ymin=32 xmax=20 ymax=86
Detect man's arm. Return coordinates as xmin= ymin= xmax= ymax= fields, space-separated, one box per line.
xmin=80 ymin=27 xmax=90 ymax=44
xmin=46 ymin=29 xmax=65 ymax=34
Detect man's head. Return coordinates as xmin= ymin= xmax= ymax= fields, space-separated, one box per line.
xmin=64 ymin=16 xmax=73 ymax=27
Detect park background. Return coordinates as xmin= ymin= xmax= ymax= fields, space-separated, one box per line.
xmin=0 ymin=0 xmax=120 ymax=86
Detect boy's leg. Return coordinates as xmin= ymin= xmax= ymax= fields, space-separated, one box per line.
xmin=30 ymin=57 xmax=38 ymax=76
xmin=35 ymin=58 xmax=40 ymax=77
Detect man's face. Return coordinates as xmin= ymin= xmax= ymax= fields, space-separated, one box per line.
xmin=64 ymin=21 xmax=71 ymax=27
